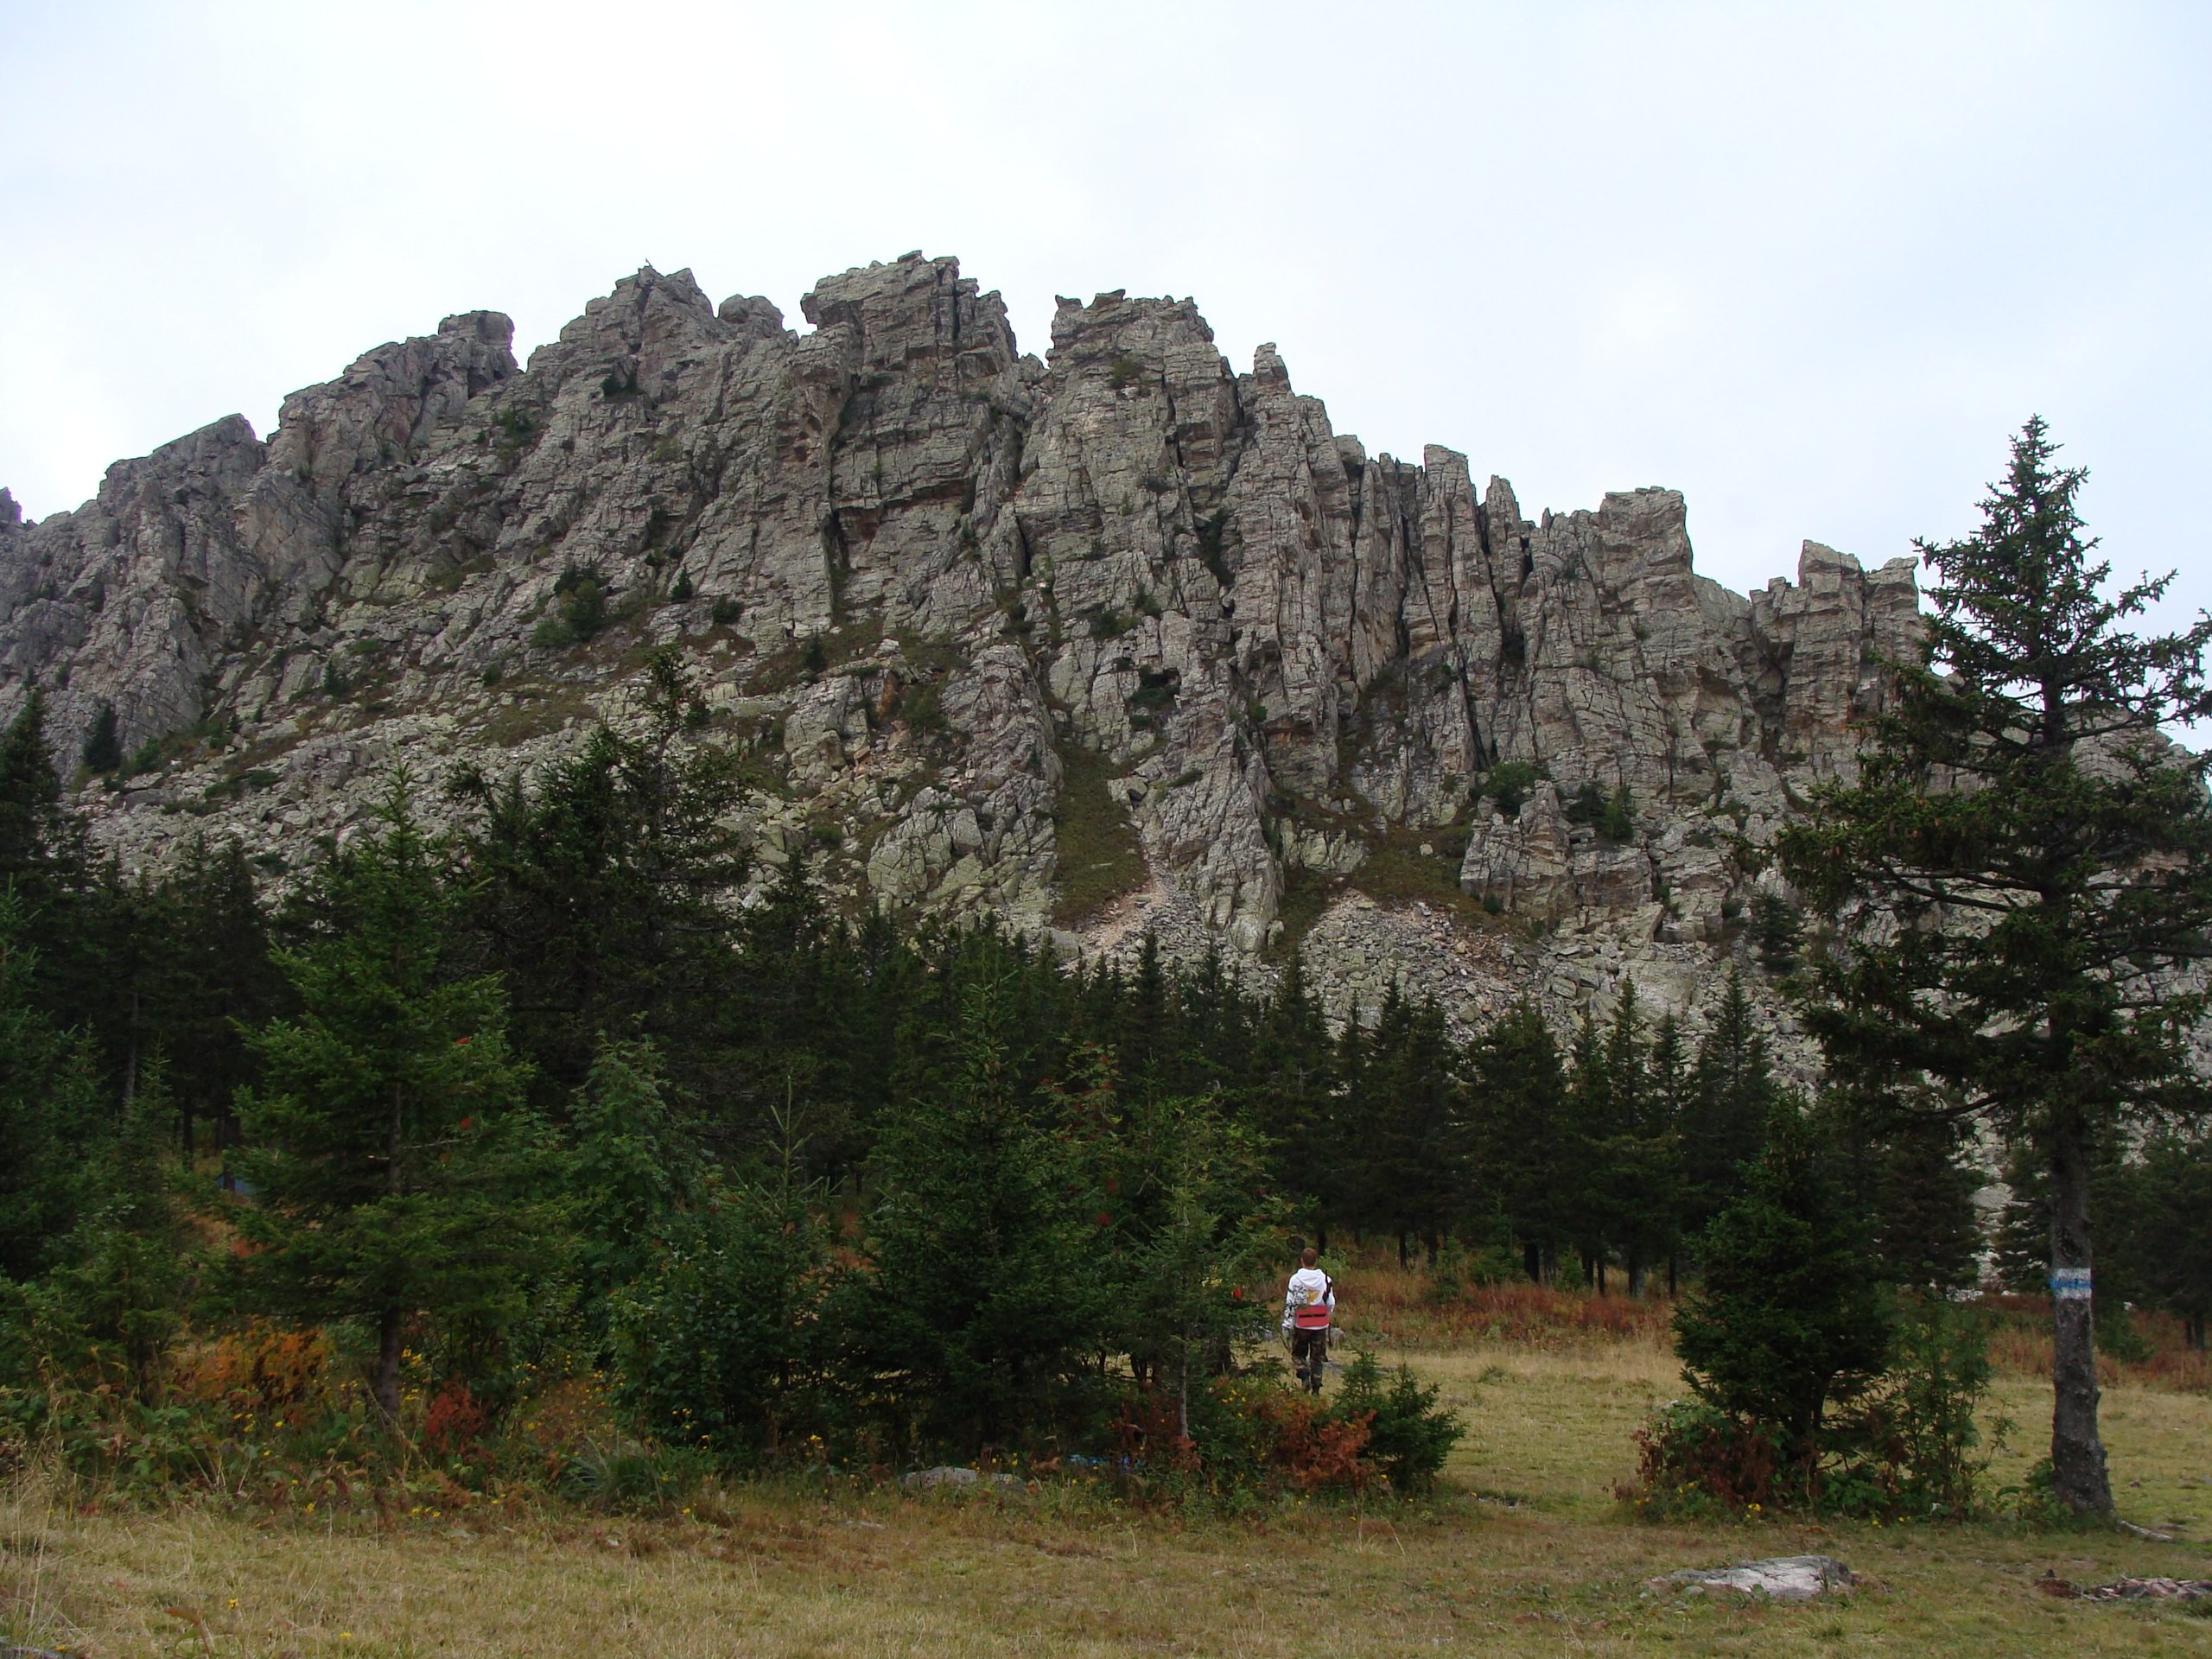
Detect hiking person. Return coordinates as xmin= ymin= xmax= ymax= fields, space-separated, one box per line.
xmin=1282 ymin=1247 xmax=1335 ymax=1394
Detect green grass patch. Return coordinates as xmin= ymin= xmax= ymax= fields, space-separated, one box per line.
xmin=1050 ymin=745 xmax=1148 ymax=928
xmin=1266 ymin=868 xmax=1342 ymax=961
xmin=746 ymin=619 xmax=886 ymax=694
xmin=1351 ymin=825 xmax=1485 ymax=923
xmin=477 ymin=685 xmax=601 ymax=748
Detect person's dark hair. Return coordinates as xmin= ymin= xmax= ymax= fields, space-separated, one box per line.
xmin=1300 ymin=1247 xmax=1319 ymax=1268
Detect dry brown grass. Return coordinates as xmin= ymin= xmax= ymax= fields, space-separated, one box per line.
xmin=1981 ymin=1300 xmax=2212 ymax=1394
xmin=1325 ymin=1251 xmax=1675 ymax=1351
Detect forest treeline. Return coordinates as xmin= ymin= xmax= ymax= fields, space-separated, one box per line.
xmin=0 ymin=651 xmax=2206 ymax=1488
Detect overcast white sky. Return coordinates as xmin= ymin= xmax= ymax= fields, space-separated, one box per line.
xmin=4 ymin=1 xmax=2208 ymax=619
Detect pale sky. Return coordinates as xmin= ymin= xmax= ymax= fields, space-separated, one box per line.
xmin=4 ymin=2 xmax=2208 ymax=622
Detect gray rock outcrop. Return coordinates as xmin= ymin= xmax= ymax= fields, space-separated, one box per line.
xmin=0 ymin=251 xmax=1919 ymax=1040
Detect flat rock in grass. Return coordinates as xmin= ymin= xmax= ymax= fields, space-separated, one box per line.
xmin=900 ymin=1465 xmax=1028 ymax=1495
xmin=1653 ymin=1555 xmax=1856 ymax=1601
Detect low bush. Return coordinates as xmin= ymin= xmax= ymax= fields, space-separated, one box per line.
xmin=1111 ymin=1354 xmax=1461 ymax=1502
xmin=1333 ymin=1351 xmax=1462 ymax=1491
xmin=1625 ymin=1291 xmax=1999 ymax=1520
xmin=1623 ymin=1399 xmax=1785 ymax=1519
xmin=1477 ymin=760 xmax=1545 ymax=818
xmin=535 ymin=566 xmax=610 ymax=649
xmin=896 ymin=679 xmax=946 ymax=735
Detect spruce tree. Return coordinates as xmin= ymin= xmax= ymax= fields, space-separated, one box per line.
xmin=1594 ymin=988 xmax=1681 ymax=1294
xmin=145 ymin=836 xmax=283 ymax=1146
xmin=1467 ymin=1003 xmax=1572 ymax=1281
xmin=1637 ymin=1013 xmax=1692 ymax=1294
xmin=1863 ymin=1108 xmax=1984 ymax=1293
xmin=452 ymin=647 xmax=751 ymax=1109
xmin=1779 ymin=418 xmax=2212 ymax=1513
xmin=1363 ymin=992 xmax=1464 ymax=1267
xmin=1680 ymin=970 xmax=1773 ymax=1238
xmin=1092 ymin=1081 xmax=1274 ymax=1436
xmin=1246 ymin=952 xmax=1338 ymax=1241
xmin=228 ymin=782 xmax=565 ymax=1419
xmin=0 ymin=887 xmax=105 ymax=1283
xmin=81 ymin=704 xmax=122 ymax=774
xmin=2132 ymin=1132 xmax=2212 ymax=1349
xmin=36 ymin=1058 xmax=194 ymax=1397
xmin=849 ymin=968 xmax=1102 ymax=1452
xmin=0 ymin=689 xmax=65 ymax=890
xmin=1674 ymin=1103 xmax=1893 ymax=1479
xmin=569 ymin=1037 xmax=706 ymax=1338
xmin=1563 ymin=1007 xmax=1618 ymax=1289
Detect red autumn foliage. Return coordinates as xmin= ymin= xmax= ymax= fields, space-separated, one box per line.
xmin=423 ymin=1380 xmax=490 ymax=1459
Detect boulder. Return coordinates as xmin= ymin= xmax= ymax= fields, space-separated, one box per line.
xmin=1652 ymin=1554 xmax=1856 ymax=1601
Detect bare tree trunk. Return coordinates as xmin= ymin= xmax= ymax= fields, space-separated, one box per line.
xmin=124 ymin=992 xmax=141 ymax=1104
xmin=375 ymin=1078 xmax=405 ymax=1425
xmin=1178 ymin=1333 xmax=1191 ymax=1441
xmin=376 ymin=1305 xmax=404 ymax=1421
xmin=2049 ymin=1123 xmax=2113 ymax=1515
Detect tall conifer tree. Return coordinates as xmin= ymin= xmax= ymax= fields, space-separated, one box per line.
xmin=230 ymin=782 xmax=563 ymax=1419
xmin=1780 ymin=419 xmax=2212 ymax=1513
xmin=1467 ymin=1003 xmax=1572 ymax=1281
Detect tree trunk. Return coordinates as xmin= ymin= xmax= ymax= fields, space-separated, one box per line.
xmin=375 ymin=1304 xmax=404 ymax=1421
xmin=376 ymin=1078 xmax=405 ymax=1425
xmin=2049 ymin=1123 xmax=2113 ymax=1515
xmin=1178 ymin=1333 xmax=1191 ymax=1441
xmin=1667 ymin=1255 xmax=1678 ymax=1299
xmin=122 ymin=989 xmax=140 ymax=1106
xmin=1524 ymin=1240 xmax=1542 ymax=1284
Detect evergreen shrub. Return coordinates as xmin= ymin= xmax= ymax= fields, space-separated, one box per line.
xmin=1478 ymin=760 xmax=1544 ymax=817
xmin=611 ymin=1188 xmax=832 ymax=1465
xmin=81 ymin=705 xmax=122 ymax=773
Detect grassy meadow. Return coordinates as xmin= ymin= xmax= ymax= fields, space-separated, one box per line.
xmin=5 ymin=1259 xmax=2209 ymax=1658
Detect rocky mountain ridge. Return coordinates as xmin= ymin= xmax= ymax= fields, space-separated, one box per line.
xmin=0 ymin=252 xmax=1919 ymax=1039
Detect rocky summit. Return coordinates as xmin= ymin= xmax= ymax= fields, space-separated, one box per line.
xmin=0 ymin=252 xmax=1917 ymax=1037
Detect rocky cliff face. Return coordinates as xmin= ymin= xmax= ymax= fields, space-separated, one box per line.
xmin=0 ymin=252 xmax=1917 ymax=1039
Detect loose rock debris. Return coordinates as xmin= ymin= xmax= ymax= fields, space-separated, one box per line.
xmin=2037 ymin=1573 xmax=2212 ymax=1602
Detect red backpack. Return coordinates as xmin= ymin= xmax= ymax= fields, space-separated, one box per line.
xmin=1291 ymin=1275 xmax=1334 ymax=1331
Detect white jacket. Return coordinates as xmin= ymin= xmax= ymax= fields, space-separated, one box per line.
xmin=1282 ymin=1266 xmax=1335 ymax=1330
